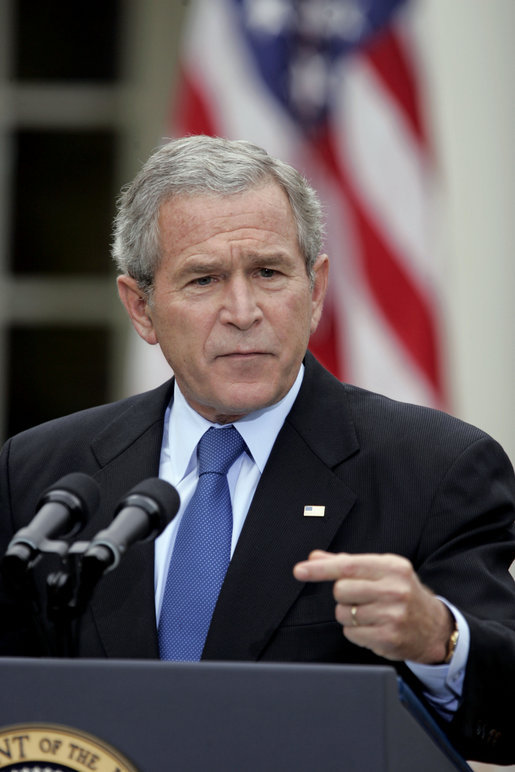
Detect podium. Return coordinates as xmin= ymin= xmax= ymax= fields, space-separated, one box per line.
xmin=0 ymin=658 xmax=472 ymax=771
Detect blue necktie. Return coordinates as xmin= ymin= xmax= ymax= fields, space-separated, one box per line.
xmin=158 ymin=426 xmax=246 ymax=661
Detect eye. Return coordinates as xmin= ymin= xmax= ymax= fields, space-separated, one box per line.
xmin=193 ymin=275 xmax=214 ymax=286
xmin=258 ymin=268 xmax=277 ymax=279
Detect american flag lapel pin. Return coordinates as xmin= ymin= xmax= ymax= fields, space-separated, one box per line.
xmin=303 ymin=505 xmax=325 ymax=517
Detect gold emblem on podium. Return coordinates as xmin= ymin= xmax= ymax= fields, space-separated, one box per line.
xmin=0 ymin=723 xmax=139 ymax=771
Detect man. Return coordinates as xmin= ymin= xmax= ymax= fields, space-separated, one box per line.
xmin=1 ymin=136 xmax=514 ymax=763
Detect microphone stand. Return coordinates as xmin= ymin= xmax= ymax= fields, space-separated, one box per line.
xmin=2 ymin=538 xmax=109 ymax=658
xmin=2 ymin=478 xmax=179 ymax=656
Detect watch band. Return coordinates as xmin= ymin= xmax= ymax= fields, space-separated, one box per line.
xmin=444 ymin=618 xmax=460 ymax=664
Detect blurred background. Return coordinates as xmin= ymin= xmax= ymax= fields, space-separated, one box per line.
xmin=0 ymin=2 xmax=513 ymax=767
xmin=0 ymin=0 xmax=513 ymax=464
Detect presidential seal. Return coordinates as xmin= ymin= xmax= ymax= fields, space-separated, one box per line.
xmin=0 ymin=724 xmax=139 ymax=771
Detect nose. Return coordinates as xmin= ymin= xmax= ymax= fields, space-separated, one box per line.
xmin=219 ymin=276 xmax=262 ymax=330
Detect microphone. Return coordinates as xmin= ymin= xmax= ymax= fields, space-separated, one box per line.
xmin=82 ymin=478 xmax=180 ymax=572
xmin=2 ymin=472 xmax=100 ymax=567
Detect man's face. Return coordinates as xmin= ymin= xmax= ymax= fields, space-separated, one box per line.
xmin=118 ymin=183 xmax=328 ymax=423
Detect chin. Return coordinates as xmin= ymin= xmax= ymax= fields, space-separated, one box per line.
xmin=213 ymin=386 xmax=281 ymax=421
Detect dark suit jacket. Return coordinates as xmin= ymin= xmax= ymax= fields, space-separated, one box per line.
xmin=1 ymin=353 xmax=514 ymax=762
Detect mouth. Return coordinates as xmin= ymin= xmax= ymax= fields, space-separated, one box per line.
xmin=217 ymin=351 xmax=272 ymax=362
xmin=217 ymin=351 xmax=272 ymax=371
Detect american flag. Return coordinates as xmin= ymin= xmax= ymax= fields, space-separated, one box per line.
xmin=171 ymin=0 xmax=444 ymax=407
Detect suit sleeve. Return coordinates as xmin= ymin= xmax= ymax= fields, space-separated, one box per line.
xmin=0 ymin=437 xmax=48 ymax=655
xmin=415 ymin=434 xmax=515 ymax=763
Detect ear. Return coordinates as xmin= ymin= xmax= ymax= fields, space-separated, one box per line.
xmin=309 ymin=254 xmax=329 ymax=335
xmin=117 ymin=275 xmax=158 ymax=345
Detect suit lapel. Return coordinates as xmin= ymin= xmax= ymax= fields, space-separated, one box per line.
xmin=203 ymin=355 xmax=360 ymax=660
xmin=85 ymin=380 xmax=174 ymax=658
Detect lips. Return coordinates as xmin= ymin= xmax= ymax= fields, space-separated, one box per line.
xmin=218 ymin=351 xmax=271 ymax=358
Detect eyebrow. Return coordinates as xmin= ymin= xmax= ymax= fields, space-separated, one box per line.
xmin=177 ymin=251 xmax=294 ymax=278
xmin=245 ymin=252 xmax=293 ymax=267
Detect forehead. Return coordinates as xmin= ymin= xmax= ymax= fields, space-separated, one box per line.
xmin=157 ymin=183 xmax=299 ymax=257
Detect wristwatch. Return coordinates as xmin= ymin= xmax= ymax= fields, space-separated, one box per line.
xmin=444 ymin=618 xmax=460 ymax=664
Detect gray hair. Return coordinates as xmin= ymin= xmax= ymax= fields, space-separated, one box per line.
xmin=111 ymin=135 xmax=324 ymax=294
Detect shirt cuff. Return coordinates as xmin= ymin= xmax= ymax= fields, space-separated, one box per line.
xmin=405 ymin=598 xmax=470 ymax=720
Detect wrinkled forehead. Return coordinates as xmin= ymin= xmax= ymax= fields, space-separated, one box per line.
xmin=157 ymin=184 xmax=298 ymax=256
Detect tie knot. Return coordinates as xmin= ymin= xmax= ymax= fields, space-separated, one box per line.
xmin=197 ymin=426 xmax=246 ymax=476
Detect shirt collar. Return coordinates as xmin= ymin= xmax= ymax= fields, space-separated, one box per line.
xmin=164 ymin=365 xmax=305 ymax=482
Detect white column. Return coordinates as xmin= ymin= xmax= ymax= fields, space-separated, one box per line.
xmin=419 ymin=0 xmax=515 ymax=464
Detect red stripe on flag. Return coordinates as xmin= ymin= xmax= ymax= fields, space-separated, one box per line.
xmin=172 ymin=69 xmax=220 ymax=137
xmin=314 ymin=126 xmax=443 ymax=400
xmin=308 ymin=298 xmax=345 ymax=381
xmin=364 ymin=27 xmax=427 ymax=149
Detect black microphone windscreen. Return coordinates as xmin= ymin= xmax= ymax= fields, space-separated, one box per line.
xmin=1 ymin=472 xmax=101 ymax=580
xmin=118 ymin=478 xmax=180 ymax=534
xmin=40 ymin=472 xmax=100 ymax=521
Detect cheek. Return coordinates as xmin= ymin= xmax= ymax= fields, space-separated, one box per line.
xmin=275 ymin=294 xmax=314 ymax=340
xmin=154 ymin=303 xmax=214 ymax=359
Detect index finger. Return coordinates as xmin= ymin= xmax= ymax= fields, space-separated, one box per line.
xmin=293 ymin=552 xmax=407 ymax=582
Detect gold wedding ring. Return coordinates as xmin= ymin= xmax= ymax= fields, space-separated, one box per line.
xmin=351 ymin=604 xmax=359 ymax=627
